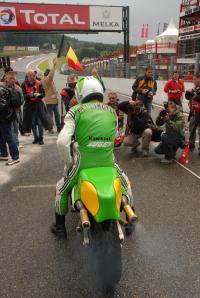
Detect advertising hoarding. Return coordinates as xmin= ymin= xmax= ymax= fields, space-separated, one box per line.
xmin=0 ymin=3 xmax=123 ymax=32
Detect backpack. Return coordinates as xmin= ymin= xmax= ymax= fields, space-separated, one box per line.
xmin=0 ymin=86 xmax=10 ymax=111
xmin=8 ymin=87 xmax=23 ymax=108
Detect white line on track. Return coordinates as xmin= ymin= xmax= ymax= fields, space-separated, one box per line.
xmin=25 ymin=55 xmax=47 ymax=69
xmin=12 ymin=184 xmax=55 ymax=192
xmin=117 ymin=91 xmax=200 ymax=181
xmin=174 ymin=161 xmax=200 ymax=180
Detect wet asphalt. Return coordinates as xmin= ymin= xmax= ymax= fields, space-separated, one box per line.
xmin=0 ymin=56 xmax=200 ymax=298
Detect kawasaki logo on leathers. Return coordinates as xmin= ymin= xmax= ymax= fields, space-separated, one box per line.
xmin=88 ymin=136 xmax=112 ymax=148
xmin=89 ymin=136 xmax=111 ymax=141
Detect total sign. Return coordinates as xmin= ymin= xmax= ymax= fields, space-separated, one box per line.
xmin=0 ymin=4 xmax=90 ymax=30
xmin=0 ymin=3 xmax=123 ymax=32
xmin=0 ymin=7 xmax=17 ymax=26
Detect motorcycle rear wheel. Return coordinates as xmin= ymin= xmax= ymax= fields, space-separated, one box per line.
xmin=89 ymin=219 xmax=122 ymax=289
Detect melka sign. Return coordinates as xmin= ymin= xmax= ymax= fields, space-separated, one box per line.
xmin=0 ymin=3 xmax=123 ymax=32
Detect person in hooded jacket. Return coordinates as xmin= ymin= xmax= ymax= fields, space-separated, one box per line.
xmin=155 ymin=101 xmax=185 ymax=164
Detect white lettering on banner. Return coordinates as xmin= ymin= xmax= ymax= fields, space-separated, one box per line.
xmin=60 ymin=14 xmax=73 ymax=24
xmin=34 ymin=13 xmax=47 ymax=25
xmin=48 ymin=14 xmax=59 ymax=25
xmin=19 ymin=10 xmax=86 ymax=26
xmin=74 ymin=14 xmax=86 ymax=25
xmin=20 ymin=10 xmax=35 ymax=24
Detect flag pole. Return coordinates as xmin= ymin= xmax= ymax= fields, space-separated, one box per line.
xmin=57 ymin=34 xmax=65 ymax=58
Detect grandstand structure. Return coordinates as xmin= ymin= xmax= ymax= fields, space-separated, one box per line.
xmin=84 ymin=1 xmax=200 ymax=79
xmin=178 ymin=0 xmax=200 ymax=58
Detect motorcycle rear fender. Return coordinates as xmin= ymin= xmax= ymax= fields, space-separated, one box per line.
xmin=73 ymin=167 xmax=122 ymax=223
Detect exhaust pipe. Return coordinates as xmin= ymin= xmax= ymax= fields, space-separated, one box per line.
xmin=75 ymin=200 xmax=91 ymax=229
xmin=76 ymin=220 xmax=82 ymax=232
xmin=121 ymin=196 xmax=138 ymax=222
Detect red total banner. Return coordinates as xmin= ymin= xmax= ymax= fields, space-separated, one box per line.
xmin=0 ymin=3 xmax=90 ymax=31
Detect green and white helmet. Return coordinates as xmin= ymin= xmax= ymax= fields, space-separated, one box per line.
xmin=75 ymin=76 xmax=104 ymax=103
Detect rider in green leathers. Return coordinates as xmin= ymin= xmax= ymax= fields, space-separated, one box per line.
xmin=51 ymin=76 xmax=137 ymax=238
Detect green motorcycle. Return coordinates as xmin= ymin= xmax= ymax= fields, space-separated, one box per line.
xmin=71 ymin=166 xmax=138 ymax=288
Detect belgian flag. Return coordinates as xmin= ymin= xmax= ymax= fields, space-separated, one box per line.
xmin=58 ymin=35 xmax=84 ymax=73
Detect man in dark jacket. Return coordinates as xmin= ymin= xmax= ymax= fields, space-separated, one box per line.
xmin=185 ymin=73 xmax=200 ymax=153
xmin=132 ymin=66 xmax=157 ymax=116
xmin=118 ymin=99 xmax=152 ymax=157
xmin=155 ymin=101 xmax=185 ymax=164
xmin=0 ymin=71 xmax=23 ymax=165
xmin=21 ymin=69 xmax=48 ymax=145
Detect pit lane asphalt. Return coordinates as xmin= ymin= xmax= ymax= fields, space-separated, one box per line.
xmin=0 ymin=56 xmax=199 ymax=298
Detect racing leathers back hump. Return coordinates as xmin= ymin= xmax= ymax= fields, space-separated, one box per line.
xmin=57 ymin=101 xmax=117 ymax=171
xmin=73 ymin=102 xmax=117 ymax=168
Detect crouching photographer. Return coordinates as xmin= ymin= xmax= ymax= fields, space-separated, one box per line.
xmin=155 ymin=101 xmax=185 ymax=164
xmin=118 ymin=99 xmax=152 ymax=157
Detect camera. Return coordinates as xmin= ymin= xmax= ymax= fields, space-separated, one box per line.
xmin=159 ymin=101 xmax=169 ymax=118
xmin=159 ymin=109 xmax=168 ymax=118
xmin=130 ymin=104 xmax=141 ymax=114
xmin=163 ymin=101 xmax=169 ymax=110
xmin=145 ymin=87 xmax=153 ymax=99
xmin=33 ymin=93 xmax=40 ymax=98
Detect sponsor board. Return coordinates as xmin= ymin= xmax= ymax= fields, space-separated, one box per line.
xmin=0 ymin=3 xmax=123 ymax=32
xmin=90 ymin=6 xmax=122 ymax=31
xmin=179 ymin=32 xmax=200 ymax=40
xmin=0 ymin=7 xmax=17 ymax=26
xmin=16 ymin=46 xmax=26 ymax=51
xmin=179 ymin=25 xmax=194 ymax=34
xmin=27 ymin=46 xmax=39 ymax=52
xmin=177 ymin=57 xmax=195 ymax=64
xmin=180 ymin=4 xmax=200 ymax=17
xmin=179 ymin=24 xmax=200 ymax=35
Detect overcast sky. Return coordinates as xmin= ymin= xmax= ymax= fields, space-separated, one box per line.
xmin=4 ymin=0 xmax=182 ymax=45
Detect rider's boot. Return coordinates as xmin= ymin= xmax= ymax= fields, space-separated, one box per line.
xmin=51 ymin=213 xmax=67 ymax=239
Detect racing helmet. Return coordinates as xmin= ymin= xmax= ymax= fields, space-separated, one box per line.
xmin=75 ymin=76 xmax=104 ymax=103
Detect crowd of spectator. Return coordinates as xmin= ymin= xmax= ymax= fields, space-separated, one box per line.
xmin=0 ymin=61 xmax=199 ymax=167
xmin=126 ymin=66 xmax=199 ymax=163
xmin=0 ymin=59 xmax=59 ymax=165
